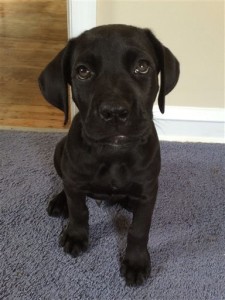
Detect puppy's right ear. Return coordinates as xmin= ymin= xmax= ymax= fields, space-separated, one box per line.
xmin=38 ymin=43 xmax=72 ymax=125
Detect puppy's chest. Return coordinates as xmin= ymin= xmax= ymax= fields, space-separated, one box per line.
xmin=84 ymin=161 xmax=133 ymax=196
xmin=97 ymin=161 xmax=130 ymax=187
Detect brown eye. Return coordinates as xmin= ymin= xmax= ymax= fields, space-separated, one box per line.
xmin=134 ymin=60 xmax=150 ymax=75
xmin=77 ymin=66 xmax=92 ymax=80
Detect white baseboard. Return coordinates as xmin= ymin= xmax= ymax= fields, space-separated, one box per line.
xmin=153 ymin=106 xmax=225 ymax=143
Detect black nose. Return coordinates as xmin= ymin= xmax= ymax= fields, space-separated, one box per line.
xmin=99 ymin=102 xmax=130 ymax=122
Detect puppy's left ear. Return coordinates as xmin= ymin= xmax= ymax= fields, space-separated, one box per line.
xmin=38 ymin=42 xmax=72 ymax=124
xmin=145 ymin=30 xmax=180 ymax=114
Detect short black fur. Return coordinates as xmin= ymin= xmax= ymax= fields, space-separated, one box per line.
xmin=38 ymin=24 xmax=179 ymax=286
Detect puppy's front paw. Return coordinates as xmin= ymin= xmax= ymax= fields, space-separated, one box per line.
xmin=59 ymin=224 xmax=88 ymax=257
xmin=120 ymin=251 xmax=151 ymax=286
xmin=47 ymin=191 xmax=68 ymax=218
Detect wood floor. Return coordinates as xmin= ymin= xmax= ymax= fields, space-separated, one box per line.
xmin=0 ymin=0 xmax=70 ymax=129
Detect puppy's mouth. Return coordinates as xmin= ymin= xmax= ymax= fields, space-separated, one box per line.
xmin=83 ymin=128 xmax=149 ymax=147
xmin=99 ymin=135 xmax=132 ymax=147
xmin=84 ymin=132 xmax=133 ymax=147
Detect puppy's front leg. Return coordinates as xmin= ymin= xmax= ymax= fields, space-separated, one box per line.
xmin=59 ymin=186 xmax=89 ymax=257
xmin=121 ymin=183 xmax=158 ymax=286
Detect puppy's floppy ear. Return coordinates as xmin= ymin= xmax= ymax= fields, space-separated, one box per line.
xmin=145 ymin=30 xmax=180 ymax=114
xmin=38 ymin=42 xmax=72 ymax=124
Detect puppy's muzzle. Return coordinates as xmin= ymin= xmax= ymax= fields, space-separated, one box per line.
xmin=99 ymin=101 xmax=130 ymax=123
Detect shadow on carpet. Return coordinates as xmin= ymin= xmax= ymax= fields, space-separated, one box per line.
xmin=0 ymin=131 xmax=225 ymax=300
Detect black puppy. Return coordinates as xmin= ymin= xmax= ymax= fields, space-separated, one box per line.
xmin=38 ymin=24 xmax=179 ymax=286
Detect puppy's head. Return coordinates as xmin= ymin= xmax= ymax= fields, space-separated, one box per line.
xmin=39 ymin=25 xmax=179 ymax=146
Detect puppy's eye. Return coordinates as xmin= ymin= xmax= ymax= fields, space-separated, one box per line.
xmin=77 ymin=66 xmax=92 ymax=80
xmin=134 ymin=60 xmax=150 ymax=75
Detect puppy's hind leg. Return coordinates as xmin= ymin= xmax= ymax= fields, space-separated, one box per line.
xmin=47 ymin=190 xmax=68 ymax=218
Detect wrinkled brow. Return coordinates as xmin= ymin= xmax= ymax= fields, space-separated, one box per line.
xmin=72 ymin=52 xmax=101 ymax=71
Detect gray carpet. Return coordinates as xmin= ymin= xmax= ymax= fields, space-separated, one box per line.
xmin=0 ymin=130 xmax=225 ymax=300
